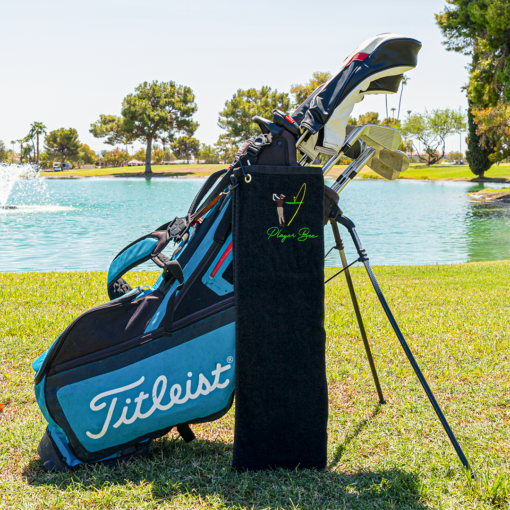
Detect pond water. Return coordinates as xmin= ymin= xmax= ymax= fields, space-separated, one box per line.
xmin=1 ymin=177 xmax=509 ymax=272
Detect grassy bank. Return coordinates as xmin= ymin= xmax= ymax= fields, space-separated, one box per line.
xmin=357 ymin=163 xmax=510 ymax=182
xmin=41 ymin=162 xmax=510 ymax=182
xmin=40 ymin=164 xmax=226 ymax=178
xmin=1 ymin=262 xmax=509 ymax=509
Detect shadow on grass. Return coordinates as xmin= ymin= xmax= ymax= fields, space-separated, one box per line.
xmin=329 ymin=403 xmax=383 ymax=470
xmin=24 ymin=413 xmax=425 ymax=509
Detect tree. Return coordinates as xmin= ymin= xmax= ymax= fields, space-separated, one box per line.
xmin=290 ymin=71 xmax=331 ymax=106
xmin=20 ymin=144 xmax=33 ymax=164
xmin=101 ymin=148 xmax=130 ymax=168
xmin=171 ymin=136 xmax=200 ymax=163
xmin=28 ymin=122 xmax=47 ymax=166
xmin=80 ymin=144 xmax=96 ymax=165
xmin=199 ymin=144 xmax=220 ymax=164
xmin=152 ymin=149 xmax=164 ymax=164
xmin=350 ymin=112 xmax=381 ymax=125
xmin=44 ymin=128 xmax=82 ymax=168
xmin=134 ymin=148 xmax=146 ymax=162
xmin=448 ymin=151 xmax=464 ymax=162
xmin=436 ymin=0 xmax=510 ymax=105
xmin=218 ymin=86 xmax=291 ymax=147
xmin=159 ymin=134 xmax=172 ymax=153
xmin=90 ymin=115 xmax=133 ymax=146
xmin=0 ymin=141 xmax=8 ymax=162
xmin=436 ymin=0 xmax=510 ymax=176
xmin=401 ymin=109 xmax=466 ymax=165
xmin=215 ymin=134 xmax=238 ymax=164
xmin=91 ymin=81 xmax=198 ymax=174
xmin=468 ymin=103 xmax=501 ymax=177
xmin=381 ymin=117 xmax=401 ymax=129
xmin=397 ymin=75 xmax=410 ymax=120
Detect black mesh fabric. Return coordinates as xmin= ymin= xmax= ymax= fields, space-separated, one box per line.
xmin=232 ymin=165 xmax=328 ymax=471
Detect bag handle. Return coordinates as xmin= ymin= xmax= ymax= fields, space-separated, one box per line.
xmin=107 ymin=227 xmax=171 ymax=300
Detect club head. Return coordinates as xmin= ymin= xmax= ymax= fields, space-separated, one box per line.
xmin=367 ymin=149 xmax=409 ymax=180
xmin=357 ymin=124 xmax=401 ymax=151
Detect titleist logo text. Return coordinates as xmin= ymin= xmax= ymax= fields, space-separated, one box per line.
xmin=86 ymin=362 xmax=231 ymax=439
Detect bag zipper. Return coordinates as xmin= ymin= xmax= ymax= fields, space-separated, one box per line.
xmin=49 ymin=297 xmax=234 ymax=375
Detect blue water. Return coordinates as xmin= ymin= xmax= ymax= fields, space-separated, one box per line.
xmin=1 ymin=177 xmax=509 ymax=272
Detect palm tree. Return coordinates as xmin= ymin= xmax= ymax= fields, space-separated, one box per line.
xmin=29 ymin=122 xmax=47 ymax=167
xmin=391 ymin=107 xmax=396 ymax=119
xmin=397 ymin=76 xmax=410 ymax=120
xmin=10 ymin=141 xmax=15 ymax=163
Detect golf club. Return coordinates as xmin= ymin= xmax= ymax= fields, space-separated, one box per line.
xmin=330 ymin=145 xmax=376 ymax=192
xmin=367 ymin=149 xmax=409 ymax=180
xmin=320 ymin=124 xmax=401 ymax=176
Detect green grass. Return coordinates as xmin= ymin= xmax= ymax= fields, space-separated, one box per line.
xmin=43 ymin=162 xmax=510 ymax=182
xmin=41 ymin=164 xmax=227 ymax=178
xmin=358 ymin=163 xmax=510 ymax=181
xmin=1 ymin=263 xmax=509 ymax=509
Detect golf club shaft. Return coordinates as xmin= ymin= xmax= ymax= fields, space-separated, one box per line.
xmin=330 ymin=221 xmax=385 ymax=404
xmin=298 ymin=125 xmax=366 ymax=174
xmin=331 ymin=147 xmax=376 ymax=192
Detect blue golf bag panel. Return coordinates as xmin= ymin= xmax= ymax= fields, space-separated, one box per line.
xmin=42 ymin=309 xmax=235 ymax=462
xmin=33 ymin=172 xmax=236 ymax=465
xmin=56 ymin=322 xmax=235 ymax=453
xmin=202 ymin=233 xmax=233 ymax=297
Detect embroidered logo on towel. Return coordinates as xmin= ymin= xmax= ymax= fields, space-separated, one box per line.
xmin=268 ymin=183 xmax=318 ymax=243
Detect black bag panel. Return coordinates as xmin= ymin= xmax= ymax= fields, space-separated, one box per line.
xmin=256 ymin=129 xmax=298 ymax=167
xmin=44 ymin=306 xmax=236 ymax=462
xmin=50 ymin=290 xmax=165 ymax=368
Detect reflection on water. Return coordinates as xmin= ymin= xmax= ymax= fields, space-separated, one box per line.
xmin=0 ymin=177 xmax=509 ymax=272
xmin=464 ymin=201 xmax=510 ymax=262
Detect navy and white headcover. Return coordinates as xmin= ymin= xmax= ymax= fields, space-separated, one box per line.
xmin=293 ymin=33 xmax=422 ymax=158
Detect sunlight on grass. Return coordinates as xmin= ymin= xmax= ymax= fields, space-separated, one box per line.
xmin=0 ymin=263 xmax=509 ymax=508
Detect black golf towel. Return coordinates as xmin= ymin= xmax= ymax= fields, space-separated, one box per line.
xmin=232 ymin=165 xmax=328 ymax=471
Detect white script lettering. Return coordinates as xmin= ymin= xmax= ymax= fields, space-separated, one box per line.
xmin=86 ymin=363 xmax=232 ymax=439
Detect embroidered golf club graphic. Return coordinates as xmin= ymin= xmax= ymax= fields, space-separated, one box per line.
xmin=272 ymin=194 xmax=286 ymax=227
xmin=285 ymin=183 xmax=306 ymax=226
xmin=271 ymin=183 xmax=306 ymax=229
xmin=86 ymin=362 xmax=232 ymax=440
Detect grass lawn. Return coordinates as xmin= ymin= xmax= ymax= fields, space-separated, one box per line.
xmin=41 ymin=163 xmax=510 ymax=183
xmin=40 ymin=164 xmax=227 ymax=179
xmin=354 ymin=163 xmax=510 ymax=182
xmin=1 ymin=262 xmax=509 ymax=509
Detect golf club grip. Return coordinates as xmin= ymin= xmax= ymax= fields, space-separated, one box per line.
xmin=362 ymin=260 xmax=474 ymax=475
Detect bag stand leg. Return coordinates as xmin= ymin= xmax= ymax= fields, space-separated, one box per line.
xmin=329 ymin=220 xmax=385 ymax=405
xmin=331 ymin=214 xmax=474 ymax=477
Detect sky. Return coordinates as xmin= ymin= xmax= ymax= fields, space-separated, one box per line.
xmin=1 ymin=0 xmax=470 ymax=155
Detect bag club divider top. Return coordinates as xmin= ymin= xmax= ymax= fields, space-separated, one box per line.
xmin=32 ymin=33 xmax=474 ymax=477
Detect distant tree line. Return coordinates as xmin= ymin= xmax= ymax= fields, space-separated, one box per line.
xmin=7 ymin=41 xmax=505 ymax=175
xmin=436 ymin=0 xmax=510 ymax=178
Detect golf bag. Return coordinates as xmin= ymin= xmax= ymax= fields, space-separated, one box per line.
xmin=33 ymin=169 xmax=237 ymax=470
xmin=33 ymin=33 xmax=427 ymax=472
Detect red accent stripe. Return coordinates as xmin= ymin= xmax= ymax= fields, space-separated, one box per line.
xmin=210 ymin=241 xmax=232 ymax=278
xmin=345 ymin=52 xmax=370 ymax=66
xmin=284 ymin=115 xmax=294 ymax=124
